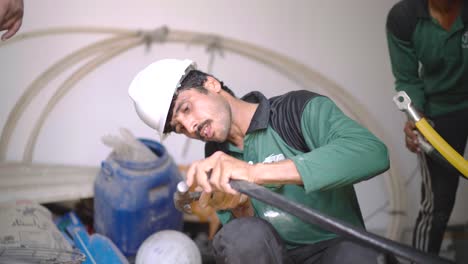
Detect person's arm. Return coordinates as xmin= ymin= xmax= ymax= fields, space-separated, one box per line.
xmin=387 ymin=35 xmax=425 ymax=151
xmin=187 ymin=97 xmax=388 ymax=194
xmin=255 ymin=97 xmax=389 ymax=192
xmin=386 ymin=3 xmax=425 ymax=152
xmin=385 ymin=2 xmax=425 ymax=111
xmin=386 ymin=32 xmax=426 ymax=111
xmin=0 ymin=0 xmax=23 ymax=41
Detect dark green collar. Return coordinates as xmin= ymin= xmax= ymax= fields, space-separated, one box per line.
xmin=241 ymin=91 xmax=270 ymax=134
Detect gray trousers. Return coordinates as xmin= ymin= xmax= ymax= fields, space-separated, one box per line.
xmin=212 ymin=217 xmax=398 ymax=264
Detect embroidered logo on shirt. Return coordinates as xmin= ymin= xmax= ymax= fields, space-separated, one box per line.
xmin=462 ymin=31 xmax=468 ymax=48
xmin=263 ymin=153 xmax=285 ymax=163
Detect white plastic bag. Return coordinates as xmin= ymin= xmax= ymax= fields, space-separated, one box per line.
xmin=101 ymin=128 xmax=158 ymax=162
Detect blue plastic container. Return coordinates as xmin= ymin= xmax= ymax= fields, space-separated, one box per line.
xmin=94 ymin=139 xmax=183 ymax=257
xmin=56 ymin=212 xmax=129 ymax=264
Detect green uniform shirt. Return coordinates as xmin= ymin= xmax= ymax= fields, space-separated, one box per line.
xmin=386 ymin=0 xmax=468 ymax=117
xmin=208 ymin=91 xmax=389 ymax=249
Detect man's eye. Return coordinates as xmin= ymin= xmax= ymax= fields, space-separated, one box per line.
xmin=182 ymin=105 xmax=190 ymax=113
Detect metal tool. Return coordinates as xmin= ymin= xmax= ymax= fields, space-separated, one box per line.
xmin=173 ymin=178 xmax=451 ymax=263
xmin=229 ymin=180 xmax=452 ymax=264
xmin=393 ymin=91 xmax=421 ymax=122
xmin=392 ymin=92 xmax=437 ymax=154
xmin=393 ymin=91 xmax=468 ymax=178
xmin=173 ymin=181 xmax=201 ymax=214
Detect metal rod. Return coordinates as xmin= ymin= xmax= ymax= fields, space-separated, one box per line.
xmin=229 ymin=180 xmax=452 ymax=264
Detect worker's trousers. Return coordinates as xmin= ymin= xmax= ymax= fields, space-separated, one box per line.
xmin=212 ymin=217 xmax=398 ymax=264
xmin=413 ymin=107 xmax=468 ymax=254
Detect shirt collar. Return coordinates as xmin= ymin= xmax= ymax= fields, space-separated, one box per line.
xmin=240 ymin=91 xmax=270 ymax=133
xmin=416 ymin=0 xmax=430 ymax=18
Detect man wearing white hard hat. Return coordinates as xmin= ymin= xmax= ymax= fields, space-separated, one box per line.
xmin=128 ymin=59 xmax=396 ymax=263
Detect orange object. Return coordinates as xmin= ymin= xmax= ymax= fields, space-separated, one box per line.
xmin=178 ymin=165 xmax=221 ymax=239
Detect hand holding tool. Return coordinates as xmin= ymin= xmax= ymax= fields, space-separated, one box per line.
xmin=173 ymin=181 xmax=201 ymax=214
xmin=393 ymin=91 xmax=468 ymax=177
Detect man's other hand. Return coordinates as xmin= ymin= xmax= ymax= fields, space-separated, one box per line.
xmin=404 ymin=120 xmax=421 ymax=153
xmin=0 ymin=0 xmax=24 ymax=41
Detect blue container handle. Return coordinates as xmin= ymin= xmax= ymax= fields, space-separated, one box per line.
xmin=101 ymin=161 xmax=114 ymax=181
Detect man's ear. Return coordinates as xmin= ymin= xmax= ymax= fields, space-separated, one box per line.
xmin=204 ymin=76 xmax=222 ymax=93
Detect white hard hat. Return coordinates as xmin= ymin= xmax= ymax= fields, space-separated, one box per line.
xmin=128 ymin=59 xmax=196 ymax=139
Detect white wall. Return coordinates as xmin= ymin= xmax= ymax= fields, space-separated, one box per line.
xmin=1 ymin=0 xmax=467 ymax=235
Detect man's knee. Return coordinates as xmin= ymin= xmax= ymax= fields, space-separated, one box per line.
xmin=322 ymin=240 xmax=398 ymax=264
xmin=212 ymin=217 xmax=288 ymax=264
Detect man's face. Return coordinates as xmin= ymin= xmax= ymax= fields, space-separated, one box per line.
xmin=169 ymin=88 xmax=232 ymax=142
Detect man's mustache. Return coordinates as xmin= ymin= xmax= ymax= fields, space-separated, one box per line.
xmin=196 ymin=120 xmax=211 ymax=140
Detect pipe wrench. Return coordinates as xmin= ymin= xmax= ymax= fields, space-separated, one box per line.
xmin=173 ymin=181 xmax=201 ymax=214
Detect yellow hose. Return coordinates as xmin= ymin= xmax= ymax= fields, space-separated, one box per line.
xmin=415 ymin=118 xmax=468 ymax=177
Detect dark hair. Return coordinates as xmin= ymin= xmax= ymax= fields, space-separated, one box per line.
xmin=163 ymin=70 xmax=235 ymax=133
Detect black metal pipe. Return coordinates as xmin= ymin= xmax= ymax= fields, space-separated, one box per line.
xmin=229 ymin=180 xmax=453 ymax=264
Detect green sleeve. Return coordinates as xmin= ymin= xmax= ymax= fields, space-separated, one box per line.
xmin=216 ymin=210 xmax=233 ymax=225
xmin=386 ymin=31 xmax=425 ymax=111
xmin=289 ymin=97 xmax=389 ymax=192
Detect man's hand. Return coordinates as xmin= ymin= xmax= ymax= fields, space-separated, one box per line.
xmin=403 ymin=120 xmax=421 ymax=153
xmin=184 ymin=151 xmax=256 ymax=217
xmin=186 ymin=151 xmax=257 ymax=195
xmin=0 ymin=0 xmax=24 ymax=41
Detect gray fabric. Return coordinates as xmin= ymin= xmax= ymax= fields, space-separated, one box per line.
xmin=212 ymin=217 xmax=399 ymax=264
xmin=212 ymin=217 xmax=290 ymax=264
